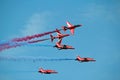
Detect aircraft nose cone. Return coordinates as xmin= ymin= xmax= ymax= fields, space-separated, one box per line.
xmin=53 ymin=45 xmax=57 ymax=47
xmin=79 ymin=24 xmax=82 ymax=26
xmin=75 ymin=24 xmax=82 ymax=27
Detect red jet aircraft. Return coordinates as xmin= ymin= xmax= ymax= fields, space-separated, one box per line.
xmin=76 ymin=55 xmax=96 ymax=62
xmin=38 ymin=68 xmax=58 ymax=74
xmin=62 ymin=21 xmax=82 ymax=35
xmin=50 ymin=29 xmax=70 ymax=42
xmin=54 ymin=39 xmax=74 ymax=50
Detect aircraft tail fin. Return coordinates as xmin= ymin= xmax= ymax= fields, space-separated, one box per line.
xmin=66 ymin=21 xmax=74 ymax=35
xmin=39 ymin=67 xmax=43 ymax=72
xmin=66 ymin=21 xmax=73 ymax=27
xmin=40 ymin=67 xmax=43 ymax=70
xmin=77 ymin=55 xmax=81 ymax=58
xmin=76 ymin=55 xmax=81 ymax=60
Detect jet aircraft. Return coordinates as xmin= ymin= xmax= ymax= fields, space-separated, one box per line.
xmin=54 ymin=39 xmax=74 ymax=50
xmin=76 ymin=55 xmax=96 ymax=62
xmin=38 ymin=68 xmax=58 ymax=74
xmin=62 ymin=21 xmax=82 ymax=35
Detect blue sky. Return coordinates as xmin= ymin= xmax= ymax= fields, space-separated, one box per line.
xmin=0 ymin=0 xmax=120 ymax=80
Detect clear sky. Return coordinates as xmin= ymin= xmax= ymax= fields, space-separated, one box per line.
xmin=0 ymin=0 xmax=120 ymax=80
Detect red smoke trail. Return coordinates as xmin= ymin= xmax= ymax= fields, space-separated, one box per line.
xmin=0 ymin=43 xmax=21 ymax=51
xmin=0 ymin=38 xmax=50 ymax=52
xmin=12 ymin=30 xmax=57 ymax=42
xmin=0 ymin=43 xmax=9 ymax=47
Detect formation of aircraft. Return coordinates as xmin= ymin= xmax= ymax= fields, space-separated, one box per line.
xmin=50 ymin=21 xmax=81 ymax=50
xmin=76 ymin=55 xmax=96 ymax=62
xmin=0 ymin=21 xmax=95 ymax=75
xmin=38 ymin=68 xmax=58 ymax=74
xmin=0 ymin=21 xmax=81 ymax=51
xmin=39 ymin=21 xmax=95 ymax=74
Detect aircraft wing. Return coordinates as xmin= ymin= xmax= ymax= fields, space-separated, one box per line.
xmin=70 ymin=29 xmax=74 ymax=35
